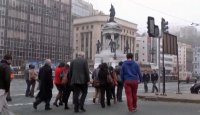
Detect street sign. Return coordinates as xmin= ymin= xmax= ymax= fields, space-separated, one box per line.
xmin=163 ymin=33 xmax=177 ymax=55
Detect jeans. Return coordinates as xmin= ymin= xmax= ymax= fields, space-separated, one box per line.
xmin=25 ymin=80 xmax=31 ymax=96
xmin=117 ymin=81 xmax=123 ymax=101
xmin=144 ymin=82 xmax=148 ymax=93
xmin=152 ymin=81 xmax=158 ymax=93
xmin=124 ymin=80 xmax=138 ymax=111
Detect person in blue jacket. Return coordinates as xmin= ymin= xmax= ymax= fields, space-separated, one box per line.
xmin=120 ymin=53 xmax=142 ymax=112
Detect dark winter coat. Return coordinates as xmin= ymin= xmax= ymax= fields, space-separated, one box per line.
xmin=98 ymin=67 xmax=110 ymax=86
xmin=69 ymin=57 xmax=90 ymax=85
xmin=151 ymin=73 xmax=158 ymax=82
xmin=143 ymin=73 xmax=150 ymax=83
xmin=0 ymin=60 xmax=11 ymax=92
xmin=36 ymin=64 xmax=53 ymax=101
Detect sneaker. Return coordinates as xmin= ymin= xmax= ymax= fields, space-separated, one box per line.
xmin=6 ymin=97 xmax=12 ymax=102
xmin=53 ymin=102 xmax=59 ymax=107
xmin=129 ymin=108 xmax=137 ymax=112
xmin=64 ymin=106 xmax=70 ymax=110
xmin=59 ymin=102 xmax=63 ymax=106
xmin=80 ymin=107 xmax=86 ymax=112
xmin=93 ymin=98 xmax=96 ymax=103
xmin=45 ymin=107 xmax=52 ymax=111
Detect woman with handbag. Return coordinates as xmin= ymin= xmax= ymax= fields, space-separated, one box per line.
xmin=62 ymin=64 xmax=73 ymax=110
xmin=98 ymin=63 xmax=111 ymax=108
xmin=53 ymin=62 xmax=65 ymax=107
xmin=108 ymin=66 xmax=118 ymax=104
xmin=28 ymin=65 xmax=37 ymax=97
xmin=92 ymin=64 xmax=101 ymax=103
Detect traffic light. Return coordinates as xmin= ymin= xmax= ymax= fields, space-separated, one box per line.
xmin=147 ymin=16 xmax=155 ymax=37
xmin=161 ymin=18 xmax=168 ymax=33
xmin=154 ymin=25 xmax=159 ymax=37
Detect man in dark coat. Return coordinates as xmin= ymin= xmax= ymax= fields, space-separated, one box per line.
xmin=33 ymin=59 xmax=53 ymax=110
xmin=0 ymin=54 xmax=15 ymax=114
xmin=143 ymin=70 xmax=150 ymax=93
xmin=115 ymin=61 xmax=123 ymax=102
xmin=151 ymin=70 xmax=158 ymax=93
xmin=69 ymin=52 xmax=90 ymax=113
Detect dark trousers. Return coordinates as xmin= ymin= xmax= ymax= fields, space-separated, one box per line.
xmin=152 ymin=81 xmax=158 ymax=93
xmin=30 ymin=80 xmax=36 ymax=97
xmin=73 ymin=84 xmax=88 ymax=111
xmin=100 ymin=85 xmax=111 ymax=108
xmin=25 ymin=80 xmax=31 ymax=96
xmin=144 ymin=82 xmax=148 ymax=93
xmin=63 ymin=85 xmax=73 ymax=108
xmin=117 ymin=81 xmax=123 ymax=101
xmin=110 ymin=85 xmax=116 ymax=100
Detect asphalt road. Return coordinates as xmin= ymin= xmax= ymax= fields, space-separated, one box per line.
xmin=10 ymin=98 xmax=200 ymax=115
xmin=6 ymin=79 xmax=198 ymax=115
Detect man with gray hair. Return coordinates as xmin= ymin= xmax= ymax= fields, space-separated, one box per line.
xmin=69 ymin=52 xmax=90 ymax=113
xmin=33 ymin=59 xmax=53 ymax=110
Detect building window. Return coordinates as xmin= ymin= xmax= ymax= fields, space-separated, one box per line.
xmin=136 ymin=44 xmax=139 ymax=47
xmin=82 ymin=26 xmax=84 ymax=30
xmin=76 ymin=27 xmax=79 ymax=31
xmin=91 ymin=25 xmax=93 ymax=29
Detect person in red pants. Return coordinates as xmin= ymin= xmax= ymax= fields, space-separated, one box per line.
xmin=120 ymin=53 xmax=142 ymax=112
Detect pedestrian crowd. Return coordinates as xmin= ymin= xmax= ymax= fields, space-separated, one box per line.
xmin=0 ymin=52 xmax=159 ymax=114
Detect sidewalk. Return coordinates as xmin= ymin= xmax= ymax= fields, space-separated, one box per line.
xmin=138 ymin=92 xmax=200 ymax=103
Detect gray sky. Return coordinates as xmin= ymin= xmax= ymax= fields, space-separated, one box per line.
xmin=87 ymin=0 xmax=200 ymax=33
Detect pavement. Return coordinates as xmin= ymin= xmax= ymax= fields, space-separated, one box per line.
xmin=137 ymin=92 xmax=200 ymax=103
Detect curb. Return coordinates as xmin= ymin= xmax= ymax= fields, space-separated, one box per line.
xmin=138 ymin=95 xmax=200 ymax=104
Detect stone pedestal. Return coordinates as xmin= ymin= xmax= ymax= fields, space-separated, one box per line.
xmin=94 ymin=22 xmax=126 ymax=68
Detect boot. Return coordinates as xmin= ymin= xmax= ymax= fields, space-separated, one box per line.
xmin=93 ymin=98 xmax=96 ymax=103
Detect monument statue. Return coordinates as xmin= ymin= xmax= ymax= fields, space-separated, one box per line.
xmin=96 ymin=40 xmax=101 ymax=54
xmin=109 ymin=4 xmax=115 ymax=22
xmin=109 ymin=39 xmax=116 ymax=53
xmin=124 ymin=40 xmax=129 ymax=54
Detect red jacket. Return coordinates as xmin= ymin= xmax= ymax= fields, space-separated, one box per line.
xmin=54 ymin=66 xmax=64 ymax=85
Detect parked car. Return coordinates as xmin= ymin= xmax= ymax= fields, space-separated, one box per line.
xmin=190 ymin=82 xmax=200 ymax=94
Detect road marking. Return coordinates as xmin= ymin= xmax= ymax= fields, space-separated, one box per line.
xmin=8 ymin=98 xmax=94 ymax=107
xmin=8 ymin=96 xmax=127 ymax=107
xmin=11 ymin=90 xmax=95 ymax=97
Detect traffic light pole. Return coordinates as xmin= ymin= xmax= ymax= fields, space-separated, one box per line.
xmin=162 ymin=34 xmax=166 ymax=96
xmin=176 ymin=43 xmax=181 ymax=94
xmin=157 ymin=36 xmax=161 ymax=93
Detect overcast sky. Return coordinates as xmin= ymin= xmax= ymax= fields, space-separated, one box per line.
xmin=87 ymin=0 xmax=200 ymax=33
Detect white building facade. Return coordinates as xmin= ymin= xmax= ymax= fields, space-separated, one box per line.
xmin=178 ymin=42 xmax=192 ymax=72
xmin=135 ymin=34 xmax=151 ymax=64
xmin=193 ymin=47 xmax=200 ymax=76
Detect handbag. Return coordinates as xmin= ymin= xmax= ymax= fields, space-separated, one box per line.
xmin=107 ymin=74 xmax=114 ymax=85
xmin=93 ymin=80 xmax=100 ymax=87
